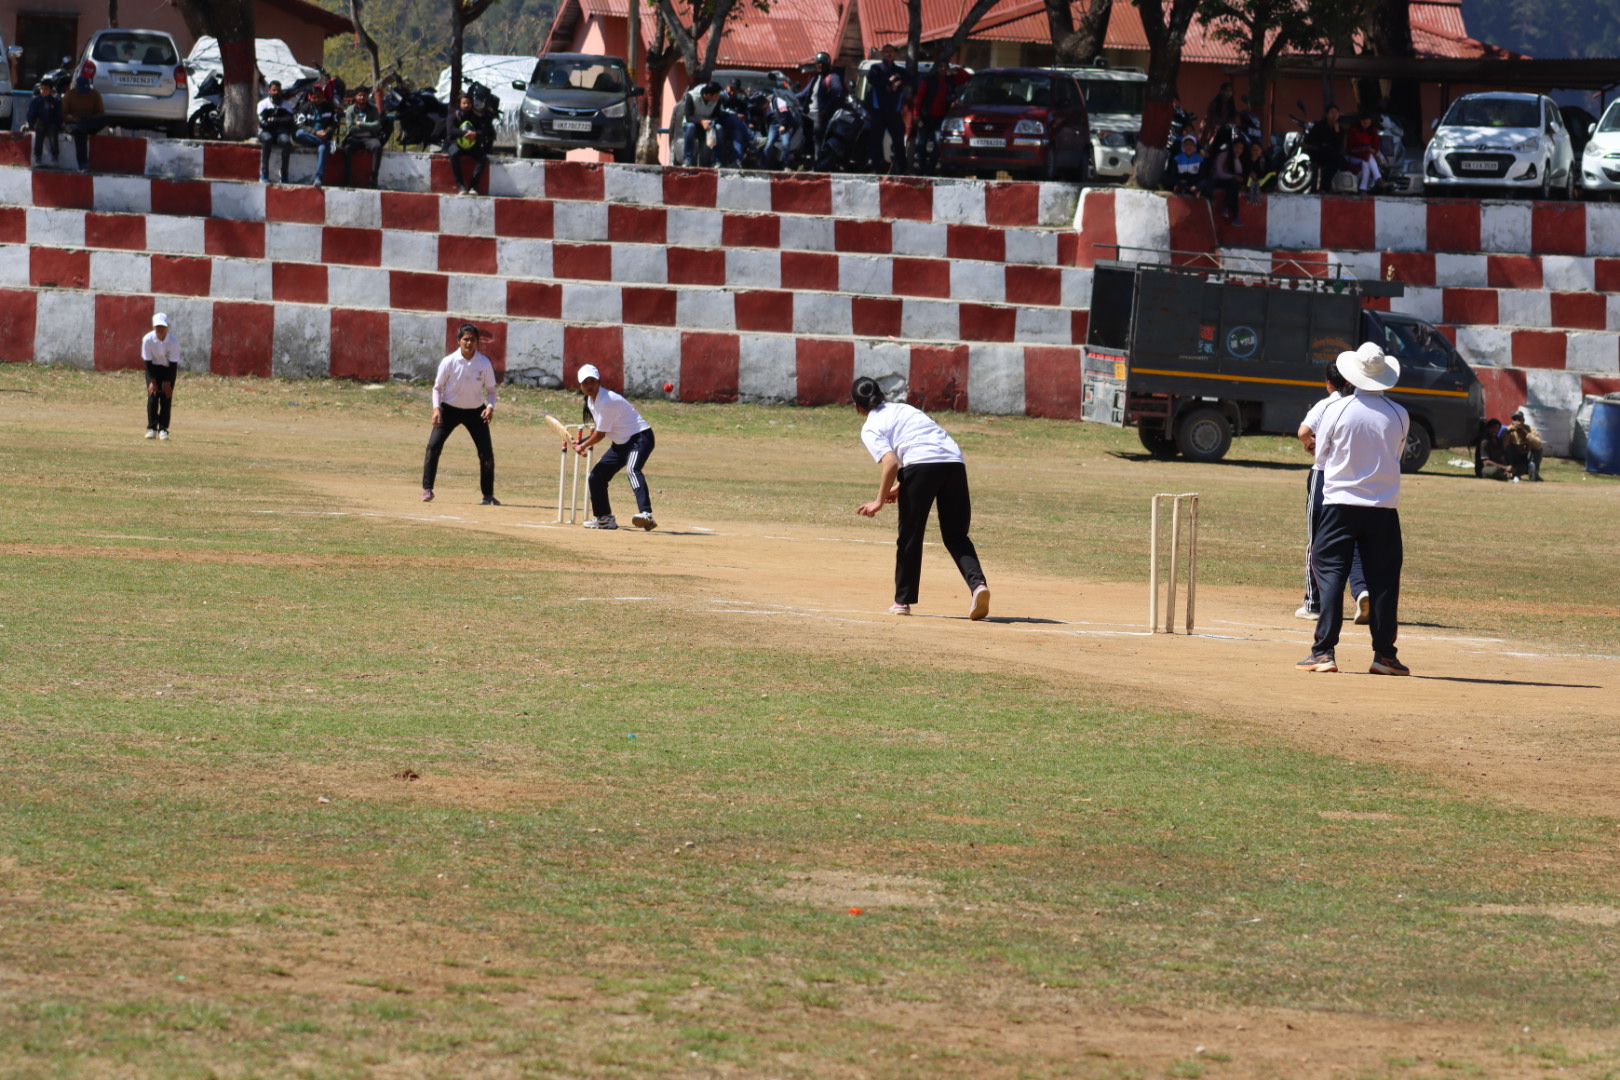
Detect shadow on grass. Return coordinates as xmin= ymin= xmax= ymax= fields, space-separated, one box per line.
xmin=1417 ymin=676 xmax=1604 ymax=689
xmin=1107 ymin=451 xmax=1306 ymax=472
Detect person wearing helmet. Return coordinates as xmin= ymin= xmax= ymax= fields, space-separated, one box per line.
xmin=797 ymin=52 xmax=845 ymax=162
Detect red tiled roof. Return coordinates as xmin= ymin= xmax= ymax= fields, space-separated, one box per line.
xmin=548 ymin=0 xmax=839 ymax=67
xmin=263 ymin=0 xmax=353 ymax=37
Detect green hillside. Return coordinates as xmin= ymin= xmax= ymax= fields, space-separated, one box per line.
xmin=315 ymin=0 xmax=559 ymax=89
xmin=1462 ymin=0 xmax=1620 ymax=60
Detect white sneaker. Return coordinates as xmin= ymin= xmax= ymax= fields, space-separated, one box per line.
xmin=157 ymin=430 xmax=170 ymax=441
xmin=144 ymin=429 xmax=156 ymax=439
xmin=1354 ymin=591 xmax=1371 ymax=625
xmin=583 ymin=515 xmax=618 ymax=530
xmin=1294 ymin=604 xmax=1319 ymax=619
xmin=631 ymin=512 xmax=657 ymax=531
xmin=969 ymin=584 xmax=990 ymax=621
xmin=889 ymin=603 xmax=911 ymax=616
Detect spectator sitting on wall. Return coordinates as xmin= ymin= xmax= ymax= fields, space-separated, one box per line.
xmin=1169 ymin=135 xmax=1203 ymax=195
xmin=448 ymin=93 xmax=490 ymax=194
xmin=60 ymin=77 xmax=105 ymax=173
xmin=340 ymin=85 xmax=385 ymax=188
xmin=1205 ymin=81 xmax=1238 ymax=127
xmin=293 ymin=90 xmax=337 ymax=188
xmin=1304 ymin=105 xmax=1349 ymax=192
xmin=1475 ymin=419 xmax=1515 ymax=480
xmin=24 ymin=81 xmax=63 ymax=168
xmin=716 ymin=79 xmax=754 ymax=164
xmin=257 ymin=81 xmax=296 ymax=184
xmin=1502 ymin=410 xmax=1544 ymax=481
xmin=1241 ymin=137 xmax=1273 ymax=202
xmin=1345 ymin=113 xmax=1385 ymax=192
xmin=680 ymin=82 xmax=734 ymax=167
xmin=1204 ymin=137 xmax=1245 ymax=226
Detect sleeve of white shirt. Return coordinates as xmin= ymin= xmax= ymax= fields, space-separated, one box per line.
xmin=431 ymin=357 xmax=449 ymax=409
xmin=861 ymin=418 xmax=893 ymax=463
xmin=481 ymin=356 xmax=497 ymax=409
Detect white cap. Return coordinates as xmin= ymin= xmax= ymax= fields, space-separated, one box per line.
xmin=1335 ymin=340 xmax=1400 ymax=392
xmin=576 ymin=364 xmax=600 ymax=384
xmin=152 ymin=312 xmax=169 ymax=327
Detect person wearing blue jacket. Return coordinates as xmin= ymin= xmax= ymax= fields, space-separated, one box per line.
xmin=24 ymin=82 xmax=64 ymax=167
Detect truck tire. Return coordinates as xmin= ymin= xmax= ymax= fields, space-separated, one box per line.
xmin=1174 ymin=407 xmax=1232 ymax=463
xmin=1138 ymin=425 xmax=1178 ymax=458
xmin=1400 ymin=422 xmax=1432 ymax=473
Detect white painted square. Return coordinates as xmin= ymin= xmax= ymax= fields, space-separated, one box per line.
xmin=34 ymin=292 xmax=96 ymax=368
xmin=488 ymin=159 xmax=545 ymax=199
xmin=505 ymin=319 xmax=565 ymax=387
xmin=1329 ymin=249 xmax=1381 ymax=283
xmin=328 ymin=266 xmax=392 ymax=309
xmin=899 ymin=299 xmax=957 ymax=341
xmin=1060 ymin=267 xmax=1093 ymax=309
xmin=793 ymin=292 xmax=851 ymax=336
xmin=211 ymin=259 xmax=273 ymax=302
xmin=830 ymin=176 xmax=881 ymax=220
xmin=1014 ymin=306 xmax=1072 ymax=345
xmin=148 ymin=296 xmax=213 ymax=371
xmin=1434 ymin=253 xmax=1488 ymax=287
xmin=378 ymin=152 xmax=432 ymax=194
xmin=611 ymin=244 xmax=667 ymax=285
xmin=716 ymin=172 xmax=773 ymax=212
xmin=497 ymin=238 xmax=552 ymax=279
xmin=891 ymin=220 xmax=946 ymax=257
xmin=737 ymin=334 xmax=797 ymax=403
xmin=1524 ymin=368 xmax=1582 ymax=410
xmin=1036 ymin=183 xmax=1079 ymax=228
xmin=949 ymin=260 xmax=1003 ymax=304
xmin=931 ymin=181 xmax=987 ymax=225
xmin=264 ymin=222 xmax=322 ymax=263
xmin=853 ymin=340 xmax=910 ymax=384
xmin=1390 ymin=287 xmax=1444 ymax=324
xmin=1498 ymin=289 xmax=1551 ymax=329
xmin=90 ymin=250 xmax=149 ymax=293
xmin=28 ymin=208 xmax=86 ymax=248
xmin=1609 ymin=294 xmax=1620 ymax=332
xmin=603 ymin=164 xmax=663 ymax=206
xmin=381 ymin=229 xmax=440 ymax=270
xmin=1540 ymin=255 xmax=1595 ymax=292
xmin=1372 ymin=198 xmax=1426 ymax=253
xmin=440 ymin=195 xmax=497 ymax=237
xmin=1586 ymin=202 xmax=1620 ymax=258
xmin=674 ymin=289 xmax=735 ymax=330
xmin=1220 ymin=248 xmax=1269 ymax=274
xmin=0 ymin=169 xmax=31 ymax=207
xmin=1004 ymin=229 xmax=1058 ymax=266
xmin=1114 ymin=188 xmax=1171 ymax=259
xmin=1566 ymin=332 xmax=1620 ymax=374
xmin=1265 ymin=194 xmax=1321 ymax=252
xmin=779 ymin=214 xmax=835 ymax=252
xmin=272 ymin=304 xmax=332 ymax=379
xmin=448 ymin=274 xmax=507 ymax=318
xmin=1479 ymin=201 xmax=1531 ymax=254
xmin=211 ymin=182 xmax=264 ymax=223
xmin=324 ymin=188 xmax=382 ymax=228
xmin=147 ymin=141 xmax=204 ymax=180
xmin=622 ymin=326 xmax=680 ymax=396
xmin=666 ymin=208 xmax=722 ymax=247
xmin=147 ymin=215 xmax=207 ymax=255
xmin=92 ymin=176 xmax=152 ymax=215
xmin=561 ymin=283 xmax=623 ymax=324
xmin=966 ymin=343 xmax=1025 ymax=415
xmin=552 ymin=200 xmax=608 ymax=242
xmin=725 ymin=249 xmax=780 ymax=289
xmin=1453 ymin=325 xmax=1511 ymax=366
xmin=389 ymin=311 xmax=445 ymax=380
xmin=840 ymin=254 xmax=894 ymax=296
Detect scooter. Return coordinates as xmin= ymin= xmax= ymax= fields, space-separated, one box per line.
xmin=387 ymin=87 xmax=446 ymax=151
xmin=813 ymin=96 xmax=868 ymax=173
xmin=1276 ymin=112 xmax=1316 ymax=194
xmin=187 ymin=70 xmax=223 ymax=140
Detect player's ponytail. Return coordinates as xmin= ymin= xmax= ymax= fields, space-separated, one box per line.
xmin=851 ymin=377 xmax=885 ymax=412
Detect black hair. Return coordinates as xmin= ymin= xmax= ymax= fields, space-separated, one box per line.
xmin=457 ymin=322 xmax=480 ymax=340
xmin=851 ymin=377 xmax=885 ymax=412
xmin=1325 ymin=364 xmax=1350 ymax=394
xmin=702 ymin=82 xmax=721 ymax=95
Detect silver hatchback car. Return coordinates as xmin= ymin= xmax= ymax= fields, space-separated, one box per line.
xmin=79 ymin=29 xmax=189 ymax=136
xmin=1422 ymin=92 xmax=1576 ymax=199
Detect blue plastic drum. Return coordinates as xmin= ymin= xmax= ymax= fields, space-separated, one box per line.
xmin=1587 ymin=400 xmax=1620 ymax=476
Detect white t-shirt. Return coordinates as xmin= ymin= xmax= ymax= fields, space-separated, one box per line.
xmin=1314 ymin=389 xmax=1409 ymax=508
xmin=141 ymin=330 xmax=180 ymax=367
xmin=431 ymin=351 xmax=498 ymax=410
xmin=587 ymin=387 xmax=651 ymax=444
xmin=1301 ymin=390 xmax=1347 ymax=473
xmin=860 ymin=402 xmax=963 ymax=467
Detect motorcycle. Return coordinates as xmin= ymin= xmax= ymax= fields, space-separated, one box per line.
xmin=1276 ymin=111 xmax=1316 ymax=194
xmin=387 ymin=86 xmax=446 ymax=151
xmin=187 ymin=70 xmax=223 ymax=140
xmin=36 ymin=56 xmax=74 ymax=95
xmin=813 ymin=96 xmax=868 ymax=173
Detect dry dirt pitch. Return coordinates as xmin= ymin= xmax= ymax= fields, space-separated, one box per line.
xmin=5 ymin=373 xmax=1620 ymax=1077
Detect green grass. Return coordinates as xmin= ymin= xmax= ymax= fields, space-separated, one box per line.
xmin=2 ymin=364 xmax=1619 ymax=1078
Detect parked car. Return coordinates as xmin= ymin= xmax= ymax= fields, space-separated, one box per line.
xmin=1054 ymin=65 xmax=1145 ymax=183
xmin=0 ymin=40 xmax=18 ymax=124
xmin=514 ymin=53 xmax=641 ymax=161
xmin=1578 ymin=100 xmax=1620 ymax=200
xmin=938 ymin=67 xmax=1090 ymax=182
xmin=78 ymin=28 xmax=189 ymax=136
xmin=1422 ymin=91 xmax=1577 ymax=200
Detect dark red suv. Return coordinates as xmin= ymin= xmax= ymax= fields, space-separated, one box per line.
xmin=937 ymin=68 xmax=1092 ymax=182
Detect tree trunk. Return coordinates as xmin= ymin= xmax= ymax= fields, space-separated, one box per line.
xmin=694 ymin=0 xmax=737 ymax=85
xmin=1365 ymin=0 xmax=1420 ymax=135
xmin=936 ymin=0 xmax=1005 ymax=70
xmin=348 ymin=0 xmax=383 ymax=87
xmin=1058 ymin=0 xmax=1114 ymax=66
xmin=1045 ymin=0 xmax=1075 ymax=55
xmin=171 ymin=0 xmax=258 ymax=140
xmin=449 ymin=0 xmax=464 ymax=134
xmin=637 ymin=40 xmax=672 ymax=165
xmin=109 ymin=0 xmax=119 ymax=30
xmin=906 ymin=0 xmax=923 ymax=69
xmin=1131 ymin=0 xmax=1200 ymax=189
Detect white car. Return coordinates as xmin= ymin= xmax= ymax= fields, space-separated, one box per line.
xmin=1056 ymin=66 xmax=1147 ymax=183
xmin=1579 ymin=98 xmax=1620 ymax=199
xmin=79 ymin=29 xmax=189 ymax=136
xmin=1422 ymin=92 xmax=1577 ymax=200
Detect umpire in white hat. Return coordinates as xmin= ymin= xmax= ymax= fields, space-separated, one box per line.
xmin=1297 ymin=342 xmax=1411 ymax=676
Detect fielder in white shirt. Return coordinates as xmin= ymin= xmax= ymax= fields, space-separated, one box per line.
xmin=570 ymin=364 xmax=656 ymax=531
xmin=141 ymin=312 xmax=181 ymax=440
xmin=421 ymin=323 xmax=500 ymax=505
xmin=1298 ymin=342 xmax=1411 ymax=676
xmin=852 ymin=376 xmax=990 ymax=620
xmin=1295 ymin=363 xmax=1368 ymax=622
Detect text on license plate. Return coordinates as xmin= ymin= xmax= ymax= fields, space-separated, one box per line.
xmin=1460 ymin=160 xmax=1496 ymax=171
xmin=120 ymin=74 xmax=159 ymax=86
xmin=552 ymin=119 xmax=593 ymax=132
xmin=969 ymin=137 xmax=1006 ymax=148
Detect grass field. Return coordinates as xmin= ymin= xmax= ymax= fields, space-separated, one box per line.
xmin=2 ymin=364 xmax=1618 ymax=1079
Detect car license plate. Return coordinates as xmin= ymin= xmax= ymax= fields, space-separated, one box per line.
xmin=120 ymin=74 xmax=159 ymax=86
xmin=1460 ymin=160 xmax=1495 ymax=171
xmin=969 ymin=137 xmax=1005 ymax=148
xmin=553 ymin=119 xmax=592 ymax=132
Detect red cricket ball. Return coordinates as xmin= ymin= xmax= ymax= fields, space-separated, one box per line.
xmin=663 ymin=382 xmax=674 ymax=393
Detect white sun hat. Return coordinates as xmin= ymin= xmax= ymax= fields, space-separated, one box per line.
xmin=1336 ymin=340 xmax=1400 ymax=392
xmin=576 ymin=364 xmax=600 ymax=384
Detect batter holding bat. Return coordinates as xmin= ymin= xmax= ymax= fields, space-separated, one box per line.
xmin=570 ymin=365 xmax=656 ymax=531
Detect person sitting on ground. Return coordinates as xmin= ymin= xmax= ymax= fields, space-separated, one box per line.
xmin=293 ymin=89 xmax=338 ymax=187
xmin=1345 ymin=113 xmax=1385 ymax=192
xmin=24 ymin=81 xmax=63 ymax=168
xmin=1502 ymin=410 xmax=1544 ymax=481
xmin=1205 ymin=136 xmax=1245 ymax=225
xmin=680 ymin=82 xmax=733 ymax=167
xmin=257 ymin=81 xmax=296 ymax=183
xmin=447 ymin=93 xmax=490 ymax=194
xmin=1475 ymin=419 xmax=1515 ymax=480
xmin=1169 ymin=135 xmax=1203 ymax=195
xmin=61 ymin=77 xmax=105 ymax=173
xmin=340 ymin=85 xmax=385 ymax=188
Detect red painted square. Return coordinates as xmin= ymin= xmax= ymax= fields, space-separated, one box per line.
xmin=382 ymin=191 xmax=443 ymax=232
xmin=1070 ymin=310 xmax=1090 ymax=344
xmin=890 ymin=258 xmax=950 ymax=298
xmin=608 ymin=204 xmax=667 ymax=244
xmin=851 ymin=297 xmax=902 ymax=337
xmin=667 ymin=247 xmax=725 ymax=286
xmin=1473 ymin=366 xmax=1527 ymax=419
xmin=273 ymin=262 xmax=328 ymax=304
xmin=622 ymin=287 xmax=676 ymax=326
xmin=491 ymin=197 xmax=550 ymax=238
xmin=390 ymin=271 xmax=448 ymax=312
xmin=265 ymin=185 xmax=325 ymax=224
xmin=553 ymin=243 xmax=613 ymax=281
xmin=210 ymin=301 xmax=274 ymax=377
xmin=908 ymin=344 xmax=969 ymax=412
xmin=320 ymin=226 xmax=382 ymax=267
xmin=438 ymin=235 xmax=498 ymax=275
xmin=1426 ymin=201 xmax=1480 ymax=253
xmin=563 ymin=326 xmax=622 ymax=386
xmin=1380 ymin=252 xmax=1435 ymax=288
xmin=88 ymin=134 xmax=147 ymax=174
xmin=0 ymin=134 xmax=30 ymax=167
xmin=834 ymin=219 xmax=892 ymax=254
xmin=151 ymin=179 xmax=212 ymax=218
xmin=1550 ymin=292 xmax=1607 ymax=330
xmin=958 ymin=304 xmax=1016 ymax=342
xmin=780 ymin=251 xmax=838 ymax=292
xmin=985 ymin=183 xmax=1040 ymax=227
xmin=879 ymin=178 xmax=934 ymax=221
xmin=329 ymin=308 xmax=390 ymax=381
xmin=679 ymin=332 xmax=739 ymax=403
xmin=1442 ymin=288 xmax=1498 ymax=326
xmin=429 ymin=156 xmax=484 ymax=195
xmin=32 ymin=171 xmax=93 ymax=210
xmin=86 ymin=212 xmax=146 ymax=250
xmin=946 ymin=225 xmax=1005 ymax=263
xmin=1434 ymin=323 xmax=1457 ymax=345
xmin=0 ymin=288 xmax=38 ymax=361
xmin=1005 ymin=265 xmax=1061 ymax=307
xmin=1056 ymin=232 xmax=1079 ymax=267
xmin=795 ymin=338 xmax=854 ymax=405
xmin=0 ymin=207 xmax=24 ymax=244
xmin=733 ymin=290 xmax=794 ymax=333
xmin=31 ymin=248 xmax=90 ymax=289
xmin=721 ymin=213 xmax=780 ymax=249
xmin=1074 ymin=189 xmax=1115 ymax=269
xmin=546 ymin=161 xmax=605 ymax=201
xmin=1275 ymin=250 xmax=1329 ymax=278
xmin=770 ymin=174 xmax=831 ymax=216
xmin=202 ymin=143 xmax=258 ymax=181
xmin=1024 ymin=346 xmax=1082 ymax=419
xmin=1581 ymin=374 xmax=1620 ymax=399
xmin=1487 ymin=255 xmax=1542 ymax=289
xmin=1597 ymin=258 xmax=1620 ymax=294
xmin=507 ymin=281 xmax=561 ymax=318
xmin=93 ymin=294 xmax=152 ymax=370
xmin=1531 ymin=203 xmax=1585 ymax=256
xmin=1511 ymin=329 xmax=1567 ymax=369
xmin=204 ymin=218 xmax=265 ymax=259
xmin=445 ymin=318 xmax=505 ymax=378
xmin=664 ymin=168 xmax=718 ymax=207
xmin=151 ymin=255 xmax=212 ymax=296
xmin=1319 ymin=196 xmax=1375 ymax=251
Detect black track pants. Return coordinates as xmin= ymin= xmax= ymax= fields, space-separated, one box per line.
xmin=422 ymin=404 xmax=494 ymax=498
xmin=894 ymin=461 xmax=985 ymax=605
